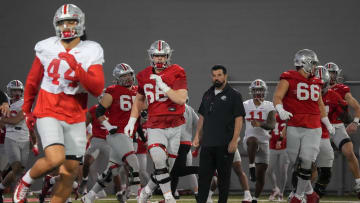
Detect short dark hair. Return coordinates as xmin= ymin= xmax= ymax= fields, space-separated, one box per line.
xmin=211 ymin=64 xmax=227 ymax=75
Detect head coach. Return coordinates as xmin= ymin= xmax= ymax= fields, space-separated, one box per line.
xmin=193 ymin=64 xmax=245 ymax=203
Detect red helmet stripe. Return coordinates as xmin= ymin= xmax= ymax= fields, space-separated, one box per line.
xmin=319 ymin=68 xmax=322 ymax=79
xmin=63 ymin=4 xmax=68 ymax=14
xmin=16 ymin=80 xmax=18 ymax=86
xmin=256 ymin=80 xmax=260 ymax=86
xmin=158 ymin=41 xmax=162 ymax=51
xmin=121 ymin=64 xmax=128 ymax=71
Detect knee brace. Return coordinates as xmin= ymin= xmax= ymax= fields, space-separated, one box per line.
xmin=97 ymin=169 xmax=113 ymax=188
xmin=153 ymin=167 xmax=171 ymax=185
xmin=314 ymin=167 xmax=332 ymax=198
xmin=127 ymin=166 xmax=140 ymax=186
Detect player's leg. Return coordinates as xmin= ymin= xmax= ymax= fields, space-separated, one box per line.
xmin=245 ymin=136 xmax=258 ymax=182
xmin=253 ymin=143 xmax=269 ymax=202
xmin=186 ymin=150 xmax=198 ymax=195
xmin=267 ymin=149 xmax=280 ymax=200
xmin=50 ymin=120 xmax=87 ymax=203
xmin=278 ymin=149 xmax=290 ymax=200
xmin=14 ymin=117 xmax=67 ymax=203
xmin=207 ymin=176 xmax=217 ymax=203
xmin=296 ymin=128 xmax=321 ymax=202
xmin=232 ymin=150 xmax=252 ymax=201
xmin=314 ymin=138 xmax=334 ymax=198
xmin=137 ymin=153 xmax=150 ymax=187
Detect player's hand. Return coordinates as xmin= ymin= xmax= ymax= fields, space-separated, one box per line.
xmin=275 ymin=104 xmax=293 ymax=120
xmin=228 ymin=139 xmax=238 ymax=153
xmin=192 ymin=148 xmax=199 ymax=157
xmin=327 ymin=125 xmax=336 ymax=135
xmin=58 ymin=52 xmax=80 ymax=71
xmin=150 ymin=74 xmax=170 ymax=93
xmin=32 ymin=144 xmax=39 ymax=156
xmin=124 ymin=117 xmax=137 ymax=137
xmin=101 ymin=120 xmax=118 ymax=135
xmin=251 ymin=120 xmax=261 ymax=127
xmin=275 ymin=141 xmax=282 ymax=149
xmin=346 ymin=122 xmax=358 ymax=134
xmin=24 ymin=112 xmax=36 ymax=131
xmin=0 ymin=103 xmax=10 ymax=117
xmin=192 ymin=135 xmax=200 ymax=148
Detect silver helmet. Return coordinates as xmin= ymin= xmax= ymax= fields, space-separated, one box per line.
xmin=294 ymin=49 xmax=319 ymax=74
xmin=249 ymin=79 xmax=268 ymax=100
xmin=147 ymin=40 xmax=173 ymax=70
xmin=53 ymin=4 xmax=85 ymax=39
xmin=113 ymin=63 xmax=135 ymax=87
xmin=314 ymin=66 xmax=330 ymax=93
xmin=324 ymin=62 xmax=342 ymax=84
xmin=7 ymin=80 xmax=24 ymax=101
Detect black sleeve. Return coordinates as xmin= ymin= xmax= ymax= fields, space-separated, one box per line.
xmin=136 ymin=125 xmax=147 ymax=142
xmin=233 ymin=91 xmax=245 ymax=118
xmin=0 ymin=90 xmax=8 ymax=104
xmin=198 ymin=92 xmax=206 ymax=116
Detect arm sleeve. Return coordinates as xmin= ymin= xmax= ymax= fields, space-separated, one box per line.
xmin=0 ymin=90 xmax=8 ymax=104
xmin=75 ymin=64 xmax=105 ymax=97
xmin=23 ymin=56 xmax=44 ymax=113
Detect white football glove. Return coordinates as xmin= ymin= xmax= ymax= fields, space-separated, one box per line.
xmin=124 ymin=117 xmax=137 ymax=137
xmin=275 ymin=104 xmax=293 ymax=120
xmin=101 ymin=120 xmax=118 ymax=134
xmin=321 ymin=117 xmax=335 ymax=135
xmin=150 ymin=74 xmax=170 ymax=93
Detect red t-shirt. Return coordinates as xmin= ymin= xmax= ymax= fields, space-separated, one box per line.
xmin=281 ymin=70 xmax=322 ymax=128
xmin=136 ymin=65 xmax=187 ymax=128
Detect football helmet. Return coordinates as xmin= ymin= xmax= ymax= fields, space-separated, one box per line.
xmin=249 ymin=79 xmax=268 ymax=100
xmin=147 ymin=40 xmax=173 ymax=70
xmin=113 ymin=63 xmax=135 ymax=87
xmin=324 ymin=62 xmax=343 ymax=84
xmin=314 ymin=66 xmax=330 ymax=93
xmin=294 ymin=49 xmax=319 ymax=74
xmin=7 ymin=80 xmax=24 ymax=101
xmin=53 ymin=4 xmax=85 ymax=39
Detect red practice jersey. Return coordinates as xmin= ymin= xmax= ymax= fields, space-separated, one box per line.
xmin=331 ymin=83 xmax=350 ymax=99
xmin=136 ymin=65 xmax=187 ymax=128
xmin=323 ymin=89 xmax=348 ymax=126
xmin=89 ymin=105 xmax=108 ymax=139
xmin=269 ymin=114 xmax=287 ymax=150
xmin=105 ymin=85 xmax=139 ymax=134
xmin=23 ymin=37 xmax=105 ymax=123
xmin=281 ymin=70 xmax=323 ymax=128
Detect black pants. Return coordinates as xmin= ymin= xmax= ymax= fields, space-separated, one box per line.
xmin=197 ymin=146 xmax=234 ymax=203
xmin=170 ymin=144 xmax=198 ymax=193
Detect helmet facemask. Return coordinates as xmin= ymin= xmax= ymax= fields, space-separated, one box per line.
xmin=53 ymin=4 xmax=85 ymax=40
xmin=7 ymin=80 xmax=24 ymax=102
xmin=112 ymin=63 xmax=135 ymax=88
xmin=148 ymin=40 xmax=173 ymax=71
xmin=314 ymin=66 xmax=330 ymax=94
xmin=249 ymin=79 xmax=268 ymax=101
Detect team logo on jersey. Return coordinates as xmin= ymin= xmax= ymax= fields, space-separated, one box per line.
xmin=221 ymin=95 xmax=227 ymax=101
xmin=168 ymin=107 xmax=176 ymax=112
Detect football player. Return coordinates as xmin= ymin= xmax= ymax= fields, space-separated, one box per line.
xmin=243 ymin=79 xmax=276 ymax=203
xmin=267 ymin=113 xmax=289 ymax=201
xmin=273 ymin=49 xmax=334 ymax=203
xmin=15 ymin=4 xmax=105 ymax=203
xmin=0 ymin=80 xmax=38 ymax=202
xmin=125 ymin=40 xmax=188 ymax=203
xmin=325 ymin=62 xmax=360 ymax=198
xmin=82 ymin=63 xmax=141 ymax=203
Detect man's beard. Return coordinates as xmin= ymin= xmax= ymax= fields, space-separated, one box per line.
xmin=213 ymin=80 xmax=224 ymax=88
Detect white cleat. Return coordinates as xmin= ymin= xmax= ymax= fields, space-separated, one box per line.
xmin=13 ymin=179 xmax=31 ymax=203
xmin=269 ymin=187 xmax=280 ymax=201
xmin=81 ymin=190 xmax=96 ymax=203
xmin=137 ymin=187 xmax=152 ymax=203
xmin=165 ymin=198 xmax=176 ymax=203
xmin=96 ymin=189 xmax=107 ymax=199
